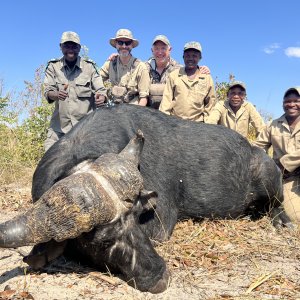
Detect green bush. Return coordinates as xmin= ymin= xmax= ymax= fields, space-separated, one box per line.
xmin=0 ymin=66 xmax=53 ymax=184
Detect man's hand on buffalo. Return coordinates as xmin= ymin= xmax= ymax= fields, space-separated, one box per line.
xmin=95 ymin=93 xmax=106 ymax=107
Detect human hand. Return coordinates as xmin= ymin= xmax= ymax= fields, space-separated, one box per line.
xmin=57 ymin=90 xmax=68 ymax=101
xmin=107 ymin=53 xmax=118 ymax=61
xmin=57 ymin=83 xmax=69 ymax=101
xmin=199 ymin=65 xmax=210 ymax=74
xmin=95 ymin=93 xmax=106 ymax=107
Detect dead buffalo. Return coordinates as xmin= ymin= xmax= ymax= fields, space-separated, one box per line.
xmin=32 ymin=104 xmax=291 ymax=238
xmin=0 ymin=131 xmax=169 ymax=293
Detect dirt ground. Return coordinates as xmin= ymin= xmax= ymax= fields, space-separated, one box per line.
xmin=0 ymin=184 xmax=300 ymax=300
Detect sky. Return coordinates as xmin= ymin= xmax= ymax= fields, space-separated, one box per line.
xmin=1 ymin=0 xmax=300 ymax=118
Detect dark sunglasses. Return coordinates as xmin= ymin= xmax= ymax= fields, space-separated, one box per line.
xmin=116 ymin=40 xmax=132 ymax=46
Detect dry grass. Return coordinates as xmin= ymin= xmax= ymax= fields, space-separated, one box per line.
xmin=155 ymin=218 xmax=300 ymax=299
xmin=0 ymin=183 xmax=299 ymax=299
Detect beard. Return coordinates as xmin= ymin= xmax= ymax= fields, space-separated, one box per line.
xmin=118 ymin=49 xmax=131 ymax=57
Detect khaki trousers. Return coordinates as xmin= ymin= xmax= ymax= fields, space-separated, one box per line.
xmin=283 ymin=176 xmax=300 ymax=224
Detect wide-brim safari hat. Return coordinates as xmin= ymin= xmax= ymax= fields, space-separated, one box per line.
xmin=109 ymin=29 xmax=139 ymax=48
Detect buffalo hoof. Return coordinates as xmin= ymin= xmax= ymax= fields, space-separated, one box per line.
xmin=270 ymin=207 xmax=297 ymax=230
xmin=147 ymin=268 xmax=170 ymax=294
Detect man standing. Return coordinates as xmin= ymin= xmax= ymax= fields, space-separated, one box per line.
xmin=206 ymin=81 xmax=265 ymax=138
xmin=44 ymin=31 xmax=106 ymax=151
xmin=146 ymin=35 xmax=181 ymax=109
xmin=159 ymin=41 xmax=215 ymax=122
xmin=254 ymin=87 xmax=300 ymax=224
xmin=100 ymin=29 xmax=150 ymax=106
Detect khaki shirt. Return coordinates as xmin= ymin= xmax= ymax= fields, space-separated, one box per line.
xmin=100 ymin=56 xmax=150 ymax=103
xmin=254 ymin=115 xmax=300 ymax=172
xmin=206 ymin=100 xmax=265 ymax=138
xmin=159 ymin=67 xmax=216 ymax=122
xmin=44 ymin=56 xmax=106 ymax=133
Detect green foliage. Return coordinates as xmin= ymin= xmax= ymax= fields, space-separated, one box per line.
xmin=17 ymin=98 xmax=53 ymax=162
xmin=215 ymin=74 xmax=235 ymax=102
xmin=0 ymin=66 xmax=54 ymax=184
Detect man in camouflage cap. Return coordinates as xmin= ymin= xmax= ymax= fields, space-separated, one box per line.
xmin=145 ymin=35 xmax=181 ymax=109
xmin=159 ymin=41 xmax=215 ymax=122
xmin=146 ymin=35 xmax=211 ymax=109
xmin=206 ymin=80 xmax=265 ymax=138
xmin=43 ymin=31 xmax=106 ymax=151
xmin=100 ymin=29 xmax=149 ymax=106
xmin=254 ymin=87 xmax=300 ymax=225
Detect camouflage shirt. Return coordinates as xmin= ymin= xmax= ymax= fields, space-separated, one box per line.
xmin=146 ymin=57 xmax=181 ymax=84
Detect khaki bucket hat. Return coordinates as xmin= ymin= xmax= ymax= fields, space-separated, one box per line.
xmin=109 ymin=29 xmax=139 ymax=48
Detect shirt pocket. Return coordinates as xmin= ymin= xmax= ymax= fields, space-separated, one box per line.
xmin=75 ymin=75 xmax=92 ymax=98
xmin=189 ymin=83 xmax=208 ymax=105
xmin=55 ymin=77 xmax=68 ymax=90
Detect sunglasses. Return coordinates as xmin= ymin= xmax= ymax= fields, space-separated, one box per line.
xmin=116 ymin=40 xmax=133 ymax=46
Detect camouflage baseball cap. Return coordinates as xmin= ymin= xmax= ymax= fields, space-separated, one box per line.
xmin=228 ymin=81 xmax=247 ymax=91
xmin=110 ymin=29 xmax=139 ymax=48
xmin=283 ymin=87 xmax=300 ymax=98
xmin=183 ymin=41 xmax=202 ymax=53
xmin=152 ymin=35 xmax=170 ymax=46
xmin=60 ymin=31 xmax=81 ymax=45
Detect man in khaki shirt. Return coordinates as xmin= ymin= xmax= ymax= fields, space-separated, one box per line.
xmin=100 ymin=29 xmax=150 ymax=106
xmin=159 ymin=41 xmax=215 ymax=122
xmin=146 ymin=35 xmax=211 ymax=109
xmin=44 ymin=31 xmax=106 ymax=151
xmin=254 ymin=87 xmax=300 ymax=224
xmin=206 ymin=81 xmax=265 ymax=138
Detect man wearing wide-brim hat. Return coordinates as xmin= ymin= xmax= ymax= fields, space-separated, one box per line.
xmin=206 ymin=80 xmax=265 ymax=138
xmin=100 ymin=29 xmax=150 ymax=106
xmin=254 ymin=87 xmax=300 ymax=225
xmin=43 ymin=31 xmax=107 ymax=151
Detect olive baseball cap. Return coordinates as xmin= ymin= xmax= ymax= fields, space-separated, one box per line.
xmin=110 ymin=29 xmax=139 ymax=48
xmin=283 ymin=87 xmax=300 ymax=97
xmin=228 ymin=81 xmax=247 ymax=91
xmin=183 ymin=41 xmax=202 ymax=53
xmin=152 ymin=35 xmax=170 ymax=46
xmin=60 ymin=31 xmax=81 ymax=45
